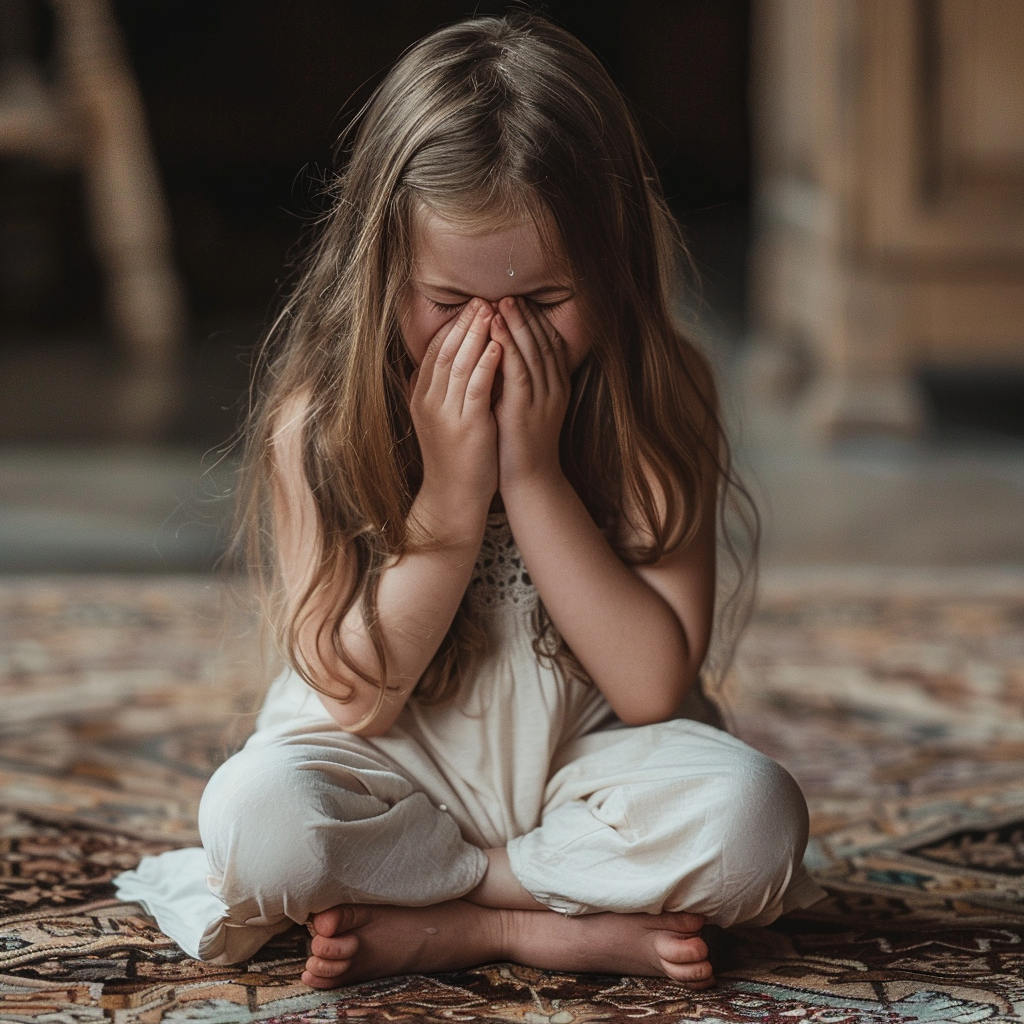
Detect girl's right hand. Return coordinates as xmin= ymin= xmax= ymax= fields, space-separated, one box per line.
xmin=409 ymin=299 xmax=502 ymax=517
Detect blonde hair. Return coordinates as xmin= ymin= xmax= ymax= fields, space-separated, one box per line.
xmin=231 ymin=13 xmax=757 ymax=719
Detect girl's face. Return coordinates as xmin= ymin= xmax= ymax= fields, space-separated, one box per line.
xmin=401 ymin=210 xmax=589 ymax=372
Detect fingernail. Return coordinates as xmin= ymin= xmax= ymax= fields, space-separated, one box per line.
xmin=493 ymin=313 xmax=504 ymax=330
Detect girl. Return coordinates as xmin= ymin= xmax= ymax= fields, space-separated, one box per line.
xmin=116 ymin=13 xmax=824 ymax=990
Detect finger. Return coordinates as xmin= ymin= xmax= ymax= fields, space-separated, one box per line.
xmin=523 ymin=300 xmax=568 ymax=384
xmin=431 ymin=302 xmax=491 ymax=402
xmin=413 ymin=328 xmax=445 ymax=400
xmin=463 ymin=339 xmax=503 ymax=414
xmin=491 ymin=313 xmax=532 ymax=400
xmin=446 ymin=305 xmax=493 ymax=406
xmin=500 ymin=298 xmax=547 ymax=394
xmin=521 ymin=298 xmax=558 ymax=349
xmin=419 ymin=300 xmax=481 ymax=400
xmin=547 ymin=328 xmax=569 ymax=385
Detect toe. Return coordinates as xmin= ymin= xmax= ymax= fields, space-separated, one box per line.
xmin=654 ymin=932 xmax=709 ymax=964
xmin=302 ymin=967 xmax=347 ymax=990
xmin=311 ymin=932 xmax=359 ymax=960
xmin=662 ymin=958 xmax=715 ymax=986
xmin=660 ymin=911 xmax=706 ymax=934
xmin=304 ymin=954 xmax=353 ymax=980
xmin=310 ymin=904 xmax=373 ymax=937
xmin=310 ymin=907 xmax=343 ymax=936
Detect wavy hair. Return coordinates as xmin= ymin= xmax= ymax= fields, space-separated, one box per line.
xmin=230 ymin=13 xmax=757 ymax=725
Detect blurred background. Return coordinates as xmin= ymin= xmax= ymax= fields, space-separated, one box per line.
xmin=1 ymin=0 xmax=1022 ymax=573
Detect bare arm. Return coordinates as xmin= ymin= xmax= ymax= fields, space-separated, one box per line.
xmin=502 ymin=475 xmax=715 ymax=724
xmin=273 ymin=301 xmax=501 ymax=736
xmin=492 ymin=297 xmax=716 ymax=725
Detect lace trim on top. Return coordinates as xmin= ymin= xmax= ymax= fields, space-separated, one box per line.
xmin=466 ymin=514 xmax=536 ymax=611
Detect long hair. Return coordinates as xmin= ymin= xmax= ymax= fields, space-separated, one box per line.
xmin=230 ymin=13 xmax=757 ymax=725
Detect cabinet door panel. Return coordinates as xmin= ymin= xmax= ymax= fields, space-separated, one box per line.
xmin=864 ymin=0 xmax=1024 ymax=256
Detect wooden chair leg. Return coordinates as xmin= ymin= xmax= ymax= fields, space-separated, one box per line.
xmin=53 ymin=0 xmax=186 ymax=436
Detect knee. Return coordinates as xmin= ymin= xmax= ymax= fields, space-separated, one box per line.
xmin=727 ymin=752 xmax=808 ymax=851
xmin=198 ymin=745 xmax=381 ymax=902
xmin=200 ymin=747 xmax=304 ymax=887
xmin=715 ymin=751 xmax=809 ymax=919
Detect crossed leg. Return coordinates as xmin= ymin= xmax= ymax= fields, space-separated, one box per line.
xmin=201 ymin=721 xmax=811 ymax=987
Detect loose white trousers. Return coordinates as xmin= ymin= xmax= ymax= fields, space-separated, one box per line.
xmin=118 ymin=713 xmax=823 ymax=964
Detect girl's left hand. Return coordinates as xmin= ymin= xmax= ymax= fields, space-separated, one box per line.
xmin=492 ymin=296 xmax=571 ymax=491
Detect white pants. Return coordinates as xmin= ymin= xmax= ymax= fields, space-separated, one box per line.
xmin=181 ymin=717 xmax=823 ymax=963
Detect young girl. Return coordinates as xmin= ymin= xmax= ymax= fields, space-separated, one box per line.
xmin=116 ymin=13 xmax=824 ymax=990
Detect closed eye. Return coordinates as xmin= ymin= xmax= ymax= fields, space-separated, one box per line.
xmin=429 ymin=299 xmax=468 ymax=314
xmin=427 ymin=295 xmax=571 ymax=314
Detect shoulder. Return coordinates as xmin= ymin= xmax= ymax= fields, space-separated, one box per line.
xmin=269 ymin=389 xmax=316 ymax=508
xmin=270 ymin=389 xmax=312 ymax=473
xmin=618 ymin=455 xmax=713 ymax=556
xmin=271 ymin=389 xmax=311 ymax=450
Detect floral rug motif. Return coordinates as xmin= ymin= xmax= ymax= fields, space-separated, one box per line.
xmin=2 ymin=570 xmax=1024 ymax=1022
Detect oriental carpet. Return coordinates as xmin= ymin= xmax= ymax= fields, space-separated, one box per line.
xmin=1 ymin=570 xmax=1023 ymax=1022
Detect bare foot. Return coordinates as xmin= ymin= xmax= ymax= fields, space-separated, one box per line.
xmin=301 ymin=901 xmax=502 ymax=989
xmin=302 ymin=902 xmax=713 ymax=990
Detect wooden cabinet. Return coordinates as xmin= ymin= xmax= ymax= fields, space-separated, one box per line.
xmin=751 ymin=0 xmax=1024 ymax=436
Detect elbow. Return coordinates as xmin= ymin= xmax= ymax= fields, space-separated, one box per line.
xmin=297 ymin=643 xmax=393 ymax=733
xmin=345 ymin=719 xmax=391 ymax=738
xmin=303 ymin=662 xmax=382 ymax=733
xmin=292 ymin=619 xmax=404 ymax=734
xmin=611 ymin=679 xmax=686 ymax=726
xmin=614 ymin=694 xmax=682 ymax=727
xmin=307 ymin=660 xmax=407 ymax=736
xmin=607 ymin=662 xmax=702 ymax=727
xmin=345 ymin=697 xmax=403 ymax=737
xmin=614 ymin=708 xmax=663 ymax=728
xmin=315 ymin=684 xmax=401 ymax=736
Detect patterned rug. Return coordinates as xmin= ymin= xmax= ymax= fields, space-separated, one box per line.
xmin=2 ymin=569 xmax=1024 ymax=1023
